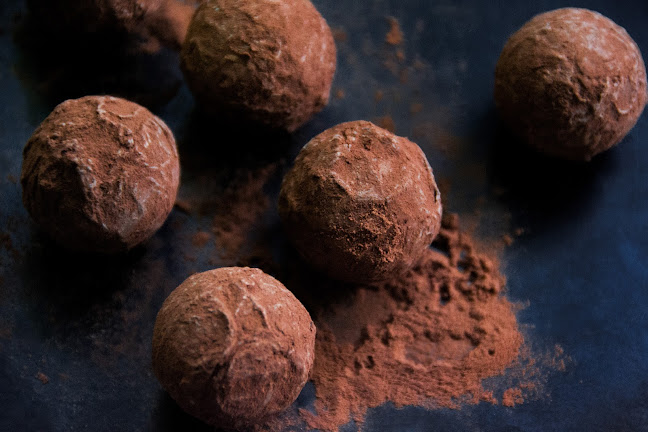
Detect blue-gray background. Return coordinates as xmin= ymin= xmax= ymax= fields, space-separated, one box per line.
xmin=1 ymin=0 xmax=647 ymax=431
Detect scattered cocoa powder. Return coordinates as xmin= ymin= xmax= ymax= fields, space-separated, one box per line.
xmin=36 ymin=371 xmax=49 ymax=384
xmin=211 ymin=164 xmax=277 ymax=264
xmin=374 ymin=115 xmax=396 ymax=133
xmin=258 ymin=213 xmax=524 ymax=431
xmin=412 ymin=122 xmax=464 ymax=158
xmin=385 ymin=17 xmax=404 ymax=45
xmin=173 ymin=199 xmax=194 ymax=214
xmin=332 ymin=27 xmax=348 ymax=42
xmin=190 ymin=231 xmax=210 ymax=248
xmin=399 ymin=68 xmax=409 ymax=84
xmin=6 ymin=174 xmax=17 ymax=184
xmin=413 ymin=58 xmax=426 ymax=71
xmin=502 ymin=388 xmax=523 ymax=407
xmin=0 ymin=322 xmax=12 ymax=340
xmin=374 ymin=90 xmax=384 ymax=102
xmin=0 ymin=231 xmax=20 ymax=261
xmin=334 ymin=89 xmax=346 ymax=99
xmin=410 ymin=102 xmax=424 ymax=114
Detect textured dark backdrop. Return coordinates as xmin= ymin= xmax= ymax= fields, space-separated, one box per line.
xmin=1 ymin=0 xmax=648 ymax=431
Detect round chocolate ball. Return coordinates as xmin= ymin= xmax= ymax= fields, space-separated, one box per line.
xmin=152 ymin=267 xmax=315 ymax=428
xmin=21 ymin=96 xmax=180 ymax=253
xmin=180 ymin=0 xmax=336 ymax=132
xmin=495 ymin=8 xmax=647 ymax=161
xmin=278 ymin=121 xmax=443 ymax=284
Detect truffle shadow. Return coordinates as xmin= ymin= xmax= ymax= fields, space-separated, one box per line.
xmin=18 ymin=232 xmax=147 ymax=336
xmin=12 ymin=9 xmax=182 ymax=116
xmin=151 ymin=392 xmax=214 ymax=432
xmin=172 ymin=109 xmax=296 ymax=216
xmin=177 ymin=109 xmax=297 ymax=169
xmin=481 ymin=108 xmax=617 ymax=230
xmin=273 ymin=235 xmax=369 ymax=321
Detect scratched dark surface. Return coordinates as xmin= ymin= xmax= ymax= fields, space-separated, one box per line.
xmin=1 ymin=0 xmax=648 ymax=431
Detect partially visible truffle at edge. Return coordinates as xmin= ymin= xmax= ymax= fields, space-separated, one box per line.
xmin=278 ymin=120 xmax=443 ymax=284
xmin=152 ymin=267 xmax=316 ymax=429
xmin=180 ymin=0 xmax=336 ymax=132
xmin=495 ymin=8 xmax=647 ymax=161
xmin=21 ymin=96 xmax=180 ymax=253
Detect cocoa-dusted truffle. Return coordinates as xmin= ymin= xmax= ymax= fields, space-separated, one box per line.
xmin=180 ymin=0 xmax=336 ymax=132
xmin=21 ymin=96 xmax=180 ymax=253
xmin=278 ymin=121 xmax=442 ymax=283
xmin=495 ymin=8 xmax=648 ymax=161
xmin=152 ymin=267 xmax=315 ymax=428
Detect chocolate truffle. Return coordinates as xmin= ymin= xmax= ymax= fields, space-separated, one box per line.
xmin=495 ymin=8 xmax=648 ymax=161
xmin=180 ymin=0 xmax=336 ymax=132
xmin=152 ymin=267 xmax=315 ymax=428
xmin=21 ymin=96 xmax=180 ymax=253
xmin=278 ymin=121 xmax=442 ymax=283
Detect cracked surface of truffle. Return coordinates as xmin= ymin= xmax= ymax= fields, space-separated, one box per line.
xmin=21 ymin=96 xmax=180 ymax=253
xmin=278 ymin=120 xmax=442 ymax=283
xmin=152 ymin=267 xmax=316 ymax=428
xmin=180 ymin=0 xmax=336 ymax=132
xmin=495 ymin=8 xmax=647 ymax=160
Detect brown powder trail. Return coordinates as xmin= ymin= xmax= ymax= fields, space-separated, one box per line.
xmin=211 ymin=164 xmax=277 ymax=264
xmin=297 ymin=213 xmax=524 ymax=431
xmin=385 ymin=17 xmax=404 ymax=45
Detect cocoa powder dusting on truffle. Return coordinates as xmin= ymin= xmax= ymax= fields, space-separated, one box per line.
xmin=494 ymin=8 xmax=648 ymax=160
xmin=278 ymin=121 xmax=442 ymax=284
xmin=21 ymin=96 xmax=180 ymax=253
xmin=152 ymin=267 xmax=315 ymax=428
xmin=181 ymin=0 xmax=336 ymax=132
xmin=298 ymin=213 xmax=523 ymax=431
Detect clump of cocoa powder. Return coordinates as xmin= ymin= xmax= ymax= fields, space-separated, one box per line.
xmin=385 ymin=17 xmax=404 ymax=46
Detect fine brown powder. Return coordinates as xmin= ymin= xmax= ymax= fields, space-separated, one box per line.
xmin=290 ymin=213 xmax=524 ymax=431
xmin=211 ymin=164 xmax=277 ymax=264
xmin=385 ymin=17 xmax=404 ymax=46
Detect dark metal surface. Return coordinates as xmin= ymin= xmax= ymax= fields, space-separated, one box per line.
xmin=2 ymin=0 xmax=648 ymax=431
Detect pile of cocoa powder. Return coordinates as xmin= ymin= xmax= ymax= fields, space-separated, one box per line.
xmin=302 ymin=213 xmax=522 ymax=430
xmin=229 ymin=209 xmax=565 ymax=432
